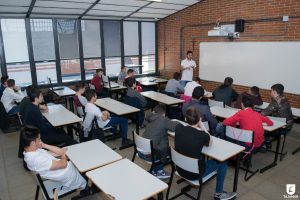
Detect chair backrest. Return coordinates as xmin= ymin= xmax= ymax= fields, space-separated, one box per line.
xmin=88 ymin=83 xmax=96 ymax=90
xmin=225 ymin=126 xmax=253 ymax=144
xmin=133 ymin=131 xmax=152 ymax=153
xmin=267 ymin=116 xmax=286 ymax=122
xmin=171 ymin=147 xmax=200 ymax=174
xmin=208 ymin=99 xmax=224 ymax=108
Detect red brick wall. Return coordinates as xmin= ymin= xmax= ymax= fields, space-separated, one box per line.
xmin=157 ymin=0 xmax=300 ymax=108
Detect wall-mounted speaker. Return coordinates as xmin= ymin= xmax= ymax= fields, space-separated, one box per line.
xmin=235 ymin=19 xmax=245 ymax=32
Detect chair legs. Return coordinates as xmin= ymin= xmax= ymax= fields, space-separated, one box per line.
xmin=280 ymin=135 xmax=287 ymax=161
xmin=166 ymin=165 xmax=202 ymax=200
xmin=292 ymin=146 xmax=300 ymax=155
xmin=35 ymin=186 xmax=40 ymax=200
xmin=239 ymin=155 xmax=258 ymax=181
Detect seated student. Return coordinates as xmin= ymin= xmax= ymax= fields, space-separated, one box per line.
xmin=124 ymin=69 xmax=142 ymax=92
xmin=84 ymin=89 xmax=132 ymax=146
xmin=164 ymin=72 xmax=184 ymax=96
xmin=24 ymin=88 xmax=76 ymax=146
xmin=142 ymin=105 xmax=179 ymax=179
xmin=74 ymin=81 xmax=88 ymax=117
xmin=1 ymin=79 xmax=25 ymax=115
xmin=223 ymin=95 xmax=273 ymax=149
xmin=182 ymin=86 xmax=223 ymax=137
xmin=22 ymin=125 xmax=91 ymax=197
xmin=213 ymin=77 xmax=238 ymax=106
xmin=233 ymin=86 xmax=263 ymax=109
xmin=0 ymin=75 xmax=9 ymax=99
xmin=184 ymin=77 xmax=207 ymax=97
xmin=126 ymin=77 xmax=147 ymax=108
xmin=261 ymin=83 xmax=293 ymax=131
xmin=91 ymin=68 xmax=104 ymax=96
xmin=117 ymin=66 xmax=127 ymax=85
xmin=175 ymin=107 xmax=236 ymax=200
xmin=19 ymin=85 xmax=48 ymax=118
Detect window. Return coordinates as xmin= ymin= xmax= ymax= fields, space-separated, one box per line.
xmin=1 ymin=19 xmax=31 ymax=86
xmin=103 ymin=21 xmax=121 ymax=76
xmin=81 ymin=20 xmax=101 ymax=79
xmin=142 ymin=22 xmax=156 ymax=74
xmin=124 ymin=21 xmax=139 ymax=70
xmin=57 ymin=19 xmax=80 ymax=82
xmin=30 ymin=19 xmax=57 ymax=84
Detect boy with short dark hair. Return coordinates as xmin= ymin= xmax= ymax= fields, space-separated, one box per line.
xmin=165 ymin=72 xmax=184 ymax=96
xmin=213 ymin=77 xmax=238 ymax=106
xmin=126 ymin=77 xmax=147 ymax=108
xmin=233 ymin=86 xmax=263 ymax=109
xmin=175 ymin=107 xmax=236 ymax=200
xmin=84 ymin=89 xmax=132 ymax=146
xmin=1 ymin=79 xmax=25 ymax=115
xmin=142 ymin=104 xmax=179 ymax=179
xmin=224 ymin=95 xmax=273 ymax=149
xmin=261 ymin=83 xmax=293 ymax=130
xmin=21 ymin=125 xmax=91 ymax=197
xmin=91 ymin=68 xmax=103 ymax=96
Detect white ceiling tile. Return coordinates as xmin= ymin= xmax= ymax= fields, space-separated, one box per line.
xmin=157 ymin=0 xmax=199 ymax=5
xmin=30 ymin=14 xmax=79 ymax=18
xmin=82 ymin=16 xmax=123 ymax=20
xmin=87 ymin=10 xmax=131 ymax=17
xmin=0 ymin=13 xmax=26 ymax=17
xmin=148 ymin=2 xmax=188 ymax=10
xmin=125 ymin=17 xmax=157 ymax=22
xmin=131 ymin=12 xmax=166 ymax=19
xmin=100 ymin=0 xmax=148 ymax=7
xmin=93 ymin=4 xmax=138 ymax=12
xmin=139 ymin=7 xmax=177 ymax=15
xmin=35 ymin=1 xmax=91 ymax=9
xmin=0 ymin=0 xmax=31 ymax=6
xmin=43 ymin=0 xmax=95 ymax=2
xmin=0 ymin=6 xmax=28 ymax=13
xmin=33 ymin=7 xmax=84 ymax=14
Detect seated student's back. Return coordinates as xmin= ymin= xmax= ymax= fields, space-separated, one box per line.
xmin=213 ymin=77 xmax=238 ymax=106
xmin=165 ymin=72 xmax=184 ymax=95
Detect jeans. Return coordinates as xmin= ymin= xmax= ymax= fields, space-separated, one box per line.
xmin=8 ymin=106 xmax=20 ymax=115
xmin=137 ymin=151 xmax=164 ymax=173
xmin=203 ymin=160 xmax=227 ymax=193
xmin=179 ymin=80 xmax=190 ymax=87
xmin=214 ymin=123 xmax=226 ymax=139
xmin=105 ymin=116 xmax=128 ymax=140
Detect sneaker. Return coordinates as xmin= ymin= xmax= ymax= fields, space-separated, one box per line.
xmin=214 ymin=192 xmax=237 ymax=200
xmin=121 ymin=138 xmax=133 ymax=146
xmin=154 ymin=170 xmax=170 ymax=179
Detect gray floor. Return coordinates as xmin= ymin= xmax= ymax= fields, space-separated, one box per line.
xmin=0 ymin=122 xmax=300 ymax=200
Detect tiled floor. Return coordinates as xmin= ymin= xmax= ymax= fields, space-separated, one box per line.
xmin=0 ymin=123 xmax=300 ymax=200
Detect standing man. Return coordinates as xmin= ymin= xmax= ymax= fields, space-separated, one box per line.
xmin=180 ymin=51 xmax=196 ymax=87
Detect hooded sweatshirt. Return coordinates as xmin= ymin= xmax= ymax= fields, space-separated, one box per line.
xmin=143 ymin=112 xmax=179 ymax=162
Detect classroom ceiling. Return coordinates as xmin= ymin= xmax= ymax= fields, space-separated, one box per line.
xmin=0 ymin=0 xmax=200 ymax=21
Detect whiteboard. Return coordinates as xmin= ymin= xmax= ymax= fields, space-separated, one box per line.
xmin=199 ymin=42 xmax=300 ymax=94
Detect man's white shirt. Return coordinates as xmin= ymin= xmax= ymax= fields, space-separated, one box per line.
xmin=181 ymin=58 xmax=196 ymax=81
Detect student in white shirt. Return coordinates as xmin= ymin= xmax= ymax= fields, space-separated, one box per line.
xmin=1 ymin=79 xmax=24 ymax=115
xmin=184 ymin=77 xmax=207 ymax=97
xmin=84 ymin=89 xmax=132 ymax=146
xmin=180 ymin=51 xmax=196 ymax=87
xmin=22 ymin=125 xmax=91 ymax=198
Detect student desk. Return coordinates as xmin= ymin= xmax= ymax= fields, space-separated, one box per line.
xmin=204 ymin=91 xmax=213 ymax=98
xmin=168 ymin=119 xmax=245 ymax=192
xmin=210 ymin=106 xmax=287 ymax=173
xmin=50 ymin=86 xmax=76 ymax=111
xmin=141 ymin=91 xmax=184 ymax=105
xmin=66 ymin=139 xmax=122 ymax=173
xmin=42 ymin=104 xmax=82 ymax=127
xmin=136 ymin=77 xmax=168 ymax=90
xmin=86 ymin=159 xmax=168 ymax=200
xmin=42 ymin=104 xmax=82 ymax=138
